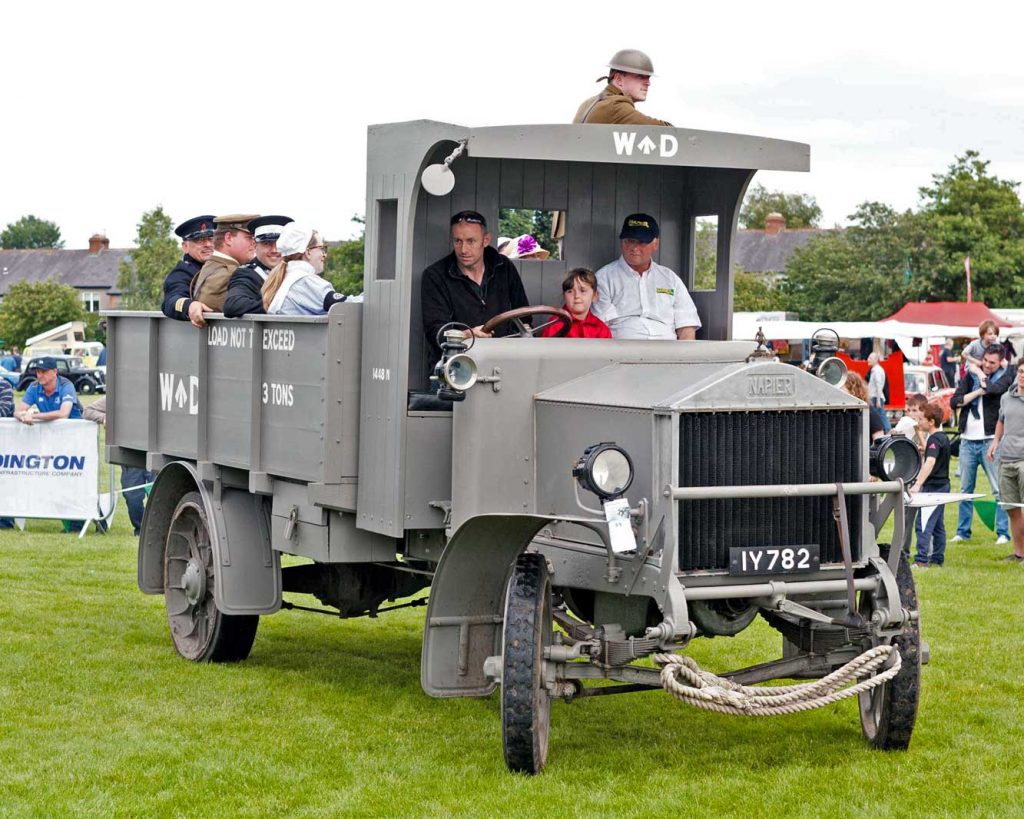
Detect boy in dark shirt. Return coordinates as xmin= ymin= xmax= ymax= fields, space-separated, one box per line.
xmin=910 ymin=402 xmax=951 ymax=568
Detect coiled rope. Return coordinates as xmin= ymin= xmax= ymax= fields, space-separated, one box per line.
xmin=654 ymin=645 xmax=900 ymax=716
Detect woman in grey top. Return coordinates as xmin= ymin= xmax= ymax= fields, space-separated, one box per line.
xmin=262 ymin=223 xmax=347 ymax=315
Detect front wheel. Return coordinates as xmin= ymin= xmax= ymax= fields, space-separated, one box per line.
xmin=858 ymin=545 xmax=921 ymax=749
xmin=78 ymin=377 xmax=97 ymax=395
xmin=163 ymin=492 xmax=258 ymax=662
xmin=501 ymin=553 xmax=553 ymax=774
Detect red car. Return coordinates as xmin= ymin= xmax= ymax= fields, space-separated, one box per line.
xmin=903 ymin=364 xmax=955 ymax=423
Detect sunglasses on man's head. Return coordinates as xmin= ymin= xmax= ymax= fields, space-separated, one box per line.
xmin=450 ymin=214 xmax=485 ymax=226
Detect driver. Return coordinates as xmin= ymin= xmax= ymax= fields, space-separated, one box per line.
xmin=421 ymin=211 xmax=529 ymax=363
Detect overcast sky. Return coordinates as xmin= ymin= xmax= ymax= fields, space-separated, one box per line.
xmin=3 ymin=0 xmax=1023 ymax=248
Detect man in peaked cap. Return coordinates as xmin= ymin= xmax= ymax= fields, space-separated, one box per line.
xmin=191 ymin=214 xmax=260 ymax=314
xmin=593 ymin=213 xmax=700 ymax=340
xmin=162 ymin=215 xmax=216 ymax=326
xmin=223 ymin=214 xmax=292 ymax=317
xmin=574 ymin=49 xmax=672 ymax=126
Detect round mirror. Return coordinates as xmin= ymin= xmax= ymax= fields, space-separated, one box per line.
xmin=421 ymin=164 xmax=455 ymax=196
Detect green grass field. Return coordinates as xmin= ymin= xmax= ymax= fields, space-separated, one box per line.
xmin=2 ymin=459 xmax=1024 ymax=817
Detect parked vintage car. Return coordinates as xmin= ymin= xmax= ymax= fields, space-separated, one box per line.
xmin=904 ymin=364 xmax=954 ymax=422
xmin=0 ymin=366 xmax=18 ymax=388
xmin=16 ymin=354 xmax=106 ymax=394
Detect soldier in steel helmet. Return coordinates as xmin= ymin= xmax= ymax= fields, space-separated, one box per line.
xmin=574 ymin=49 xmax=672 ymax=126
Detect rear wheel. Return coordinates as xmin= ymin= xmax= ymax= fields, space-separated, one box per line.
xmin=163 ymin=492 xmax=258 ymax=662
xmin=501 ymin=553 xmax=553 ymax=774
xmin=858 ymin=545 xmax=920 ymax=749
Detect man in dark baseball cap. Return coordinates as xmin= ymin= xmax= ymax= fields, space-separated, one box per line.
xmin=593 ymin=212 xmax=701 ymax=340
xmin=162 ymin=215 xmax=217 ymax=326
xmin=224 ymin=215 xmax=293 ymax=317
xmin=619 ymin=213 xmax=660 ymax=243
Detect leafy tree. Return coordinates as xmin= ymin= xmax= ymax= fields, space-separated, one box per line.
xmin=0 ymin=280 xmax=84 ymax=348
xmin=693 ymin=219 xmax=718 ymax=290
xmin=778 ymin=201 xmax=936 ymax=321
xmin=117 ymin=206 xmax=179 ymax=310
xmin=324 ymin=215 xmax=366 ymax=296
xmin=740 ymin=184 xmax=822 ymax=229
xmin=733 ymin=270 xmax=787 ymax=312
xmin=1 ymin=214 xmax=64 ymax=249
xmin=913 ymin=150 xmax=1024 ymax=305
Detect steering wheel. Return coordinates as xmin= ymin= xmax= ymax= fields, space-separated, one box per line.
xmin=480 ymin=305 xmax=573 ymax=338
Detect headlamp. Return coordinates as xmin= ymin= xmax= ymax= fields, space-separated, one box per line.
xmin=809 ymin=328 xmax=848 ymax=387
xmin=572 ymin=443 xmax=634 ymax=500
xmin=869 ymin=435 xmax=921 ymax=484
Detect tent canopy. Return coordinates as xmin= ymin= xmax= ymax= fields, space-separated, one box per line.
xmin=881 ymin=301 xmax=1012 ymax=328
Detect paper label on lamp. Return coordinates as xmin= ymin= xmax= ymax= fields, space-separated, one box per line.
xmin=604 ymin=497 xmax=637 ymax=554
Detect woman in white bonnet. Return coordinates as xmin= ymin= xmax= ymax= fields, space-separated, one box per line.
xmin=261 ymin=223 xmax=347 ymax=314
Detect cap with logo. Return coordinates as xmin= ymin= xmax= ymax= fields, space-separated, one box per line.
xmin=619 ymin=213 xmax=660 ymax=243
xmin=214 ymin=214 xmax=260 ymax=234
xmin=35 ymin=356 xmax=59 ymax=371
xmin=248 ymin=215 xmax=293 ymax=244
xmin=174 ymin=215 xmax=216 ymax=241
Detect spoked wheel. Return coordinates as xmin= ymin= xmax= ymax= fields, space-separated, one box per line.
xmin=163 ymin=491 xmax=258 ymax=662
xmin=501 ymin=553 xmax=553 ymax=774
xmin=858 ymin=545 xmax=921 ymax=749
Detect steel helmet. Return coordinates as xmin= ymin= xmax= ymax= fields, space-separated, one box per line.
xmin=607 ymin=49 xmax=655 ymax=76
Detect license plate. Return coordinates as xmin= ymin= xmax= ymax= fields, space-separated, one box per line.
xmin=729 ymin=545 xmax=820 ymax=576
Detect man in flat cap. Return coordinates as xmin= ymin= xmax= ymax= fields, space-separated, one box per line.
xmin=593 ymin=213 xmax=700 ymax=340
xmin=162 ymin=215 xmax=216 ymax=326
xmin=574 ymin=49 xmax=672 ymax=126
xmin=191 ymin=214 xmax=260 ymax=314
xmin=224 ymin=215 xmax=292 ymax=317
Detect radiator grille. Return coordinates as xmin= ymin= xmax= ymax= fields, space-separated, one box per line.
xmin=677 ymin=409 xmax=863 ymax=572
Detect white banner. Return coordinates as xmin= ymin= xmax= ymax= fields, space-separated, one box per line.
xmin=0 ymin=419 xmax=99 ymax=519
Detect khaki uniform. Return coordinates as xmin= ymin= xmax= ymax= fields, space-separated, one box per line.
xmin=192 ymin=251 xmax=240 ymax=312
xmin=573 ymin=84 xmax=672 ymax=126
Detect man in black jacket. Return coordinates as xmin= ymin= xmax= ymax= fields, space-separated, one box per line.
xmin=161 ymin=215 xmax=216 ymax=326
xmin=950 ymin=343 xmax=1013 ymax=544
xmin=224 ymin=215 xmax=292 ymax=317
xmin=420 ymin=211 xmax=529 ymax=364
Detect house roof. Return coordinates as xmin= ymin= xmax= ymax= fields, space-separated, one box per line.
xmin=732 ymin=228 xmax=830 ymax=274
xmin=0 ymin=247 xmax=130 ymax=296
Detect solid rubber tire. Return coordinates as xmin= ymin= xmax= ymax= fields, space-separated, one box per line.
xmin=163 ymin=491 xmax=258 ymax=663
xmin=858 ymin=544 xmax=921 ymax=750
xmin=501 ymin=553 xmax=553 ymax=774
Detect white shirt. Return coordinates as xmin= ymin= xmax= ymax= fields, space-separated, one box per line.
xmin=593 ymin=256 xmax=701 ymax=340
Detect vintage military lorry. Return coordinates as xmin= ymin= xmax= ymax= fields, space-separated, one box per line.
xmin=105 ymin=120 xmax=924 ymax=774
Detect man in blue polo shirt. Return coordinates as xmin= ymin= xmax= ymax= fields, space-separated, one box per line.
xmin=14 ymin=357 xmax=83 ymax=424
xmin=13 ymin=356 xmax=85 ymax=532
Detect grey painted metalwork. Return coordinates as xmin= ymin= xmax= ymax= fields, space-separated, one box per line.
xmin=105 ymin=119 xmax=919 ymax=770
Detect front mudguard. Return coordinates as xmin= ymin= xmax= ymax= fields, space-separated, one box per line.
xmin=421 ymin=514 xmax=549 ymax=698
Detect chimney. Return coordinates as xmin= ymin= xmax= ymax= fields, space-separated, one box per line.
xmin=88 ymin=233 xmax=110 ymax=254
xmin=764 ymin=212 xmax=786 ymax=236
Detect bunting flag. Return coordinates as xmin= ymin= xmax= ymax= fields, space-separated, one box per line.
xmin=965 ymin=256 xmax=973 ymax=302
xmin=974 ymin=499 xmax=998 ymax=531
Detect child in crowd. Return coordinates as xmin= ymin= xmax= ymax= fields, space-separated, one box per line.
xmin=963 ymin=320 xmax=1001 ymax=386
xmin=910 ymin=402 xmax=951 ymax=568
xmin=541 ymin=268 xmax=612 ymax=339
xmin=895 ymin=392 xmax=928 ymax=452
